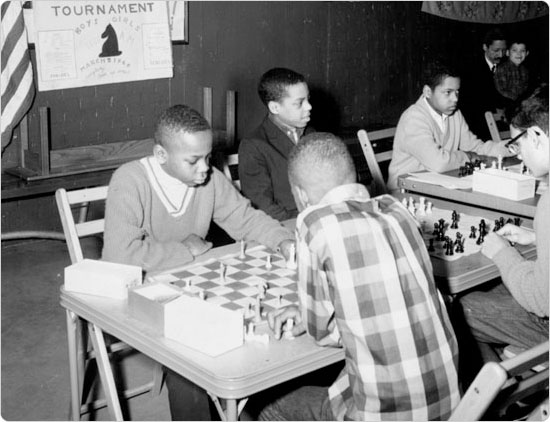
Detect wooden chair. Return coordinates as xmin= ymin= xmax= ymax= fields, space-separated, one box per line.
xmin=485 ymin=111 xmax=511 ymax=142
xmin=222 ymin=153 xmax=240 ymax=190
xmin=449 ymin=341 xmax=549 ymax=421
xmin=55 ymin=186 xmax=163 ymax=420
xmin=357 ymin=128 xmax=395 ymax=196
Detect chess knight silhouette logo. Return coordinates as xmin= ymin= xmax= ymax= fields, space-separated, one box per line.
xmin=99 ymin=24 xmax=122 ymax=57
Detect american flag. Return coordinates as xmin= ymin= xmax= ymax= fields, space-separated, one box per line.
xmin=1 ymin=1 xmax=35 ymax=153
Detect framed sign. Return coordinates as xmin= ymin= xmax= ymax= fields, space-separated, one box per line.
xmin=33 ymin=1 xmax=173 ymax=91
xmin=168 ymin=1 xmax=188 ymax=44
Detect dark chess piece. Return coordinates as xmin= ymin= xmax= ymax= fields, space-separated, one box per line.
xmin=428 ymin=238 xmax=435 ymax=252
xmin=469 ymin=226 xmax=477 ymax=239
xmin=514 ymin=217 xmax=521 ymax=226
xmin=479 ymin=219 xmax=487 ymax=236
xmin=448 ymin=241 xmax=454 ymax=255
xmin=450 ymin=210 xmax=459 ymax=229
xmin=456 ymin=238 xmax=465 ymax=253
xmin=432 ymin=222 xmax=439 ymax=235
xmin=499 ymin=217 xmax=505 ymax=227
xmin=506 ymin=218 xmax=514 ymax=225
xmin=476 ymin=232 xmax=485 ymax=245
xmin=494 ymin=219 xmax=501 ymax=232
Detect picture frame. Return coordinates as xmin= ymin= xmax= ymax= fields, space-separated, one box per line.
xmin=168 ymin=1 xmax=188 ymax=44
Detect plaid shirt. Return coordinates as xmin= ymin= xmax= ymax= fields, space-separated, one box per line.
xmin=295 ymin=185 xmax=460 ymax=421
xmin=494 ymin=60 xmax=529 ymax=101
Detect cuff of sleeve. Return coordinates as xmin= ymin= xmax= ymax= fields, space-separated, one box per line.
xmin=492 ymin=245 xmax=524 ymax=278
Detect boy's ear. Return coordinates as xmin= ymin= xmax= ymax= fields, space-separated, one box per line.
xmin=422 ymin=85 xmax=432 ymax=99
xmin=267 ymin=100 xmax=280 ymax=115
xmin=153 ymin=144 xmax=168 ymax=164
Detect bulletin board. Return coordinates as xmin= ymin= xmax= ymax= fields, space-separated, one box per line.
xmin=33 ymin=1 xmax=173 ymax=91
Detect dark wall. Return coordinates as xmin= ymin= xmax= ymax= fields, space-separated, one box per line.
xmin=2 ymin=1 xmax=548 ymax=233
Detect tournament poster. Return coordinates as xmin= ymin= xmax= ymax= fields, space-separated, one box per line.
xmin=33 ymin=1 xmax=173 ymax=91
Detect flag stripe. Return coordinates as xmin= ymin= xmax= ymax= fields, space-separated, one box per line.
xmin=1 ymin=0 xmax=35 ymax=151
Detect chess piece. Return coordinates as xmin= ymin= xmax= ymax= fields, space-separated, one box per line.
xmin=514 ymin=217 xmax=521 ymax=226
xmin=265 ymin=254 xmax=272 ymax=270
xmin=432 ymin=222 xmax=439 ymax=235
xmin=239 ymin=239 xmax=246 ymax=259
xmin=450 ymin=210 xmax=458 ymax=229
xmin=407 ymin=197 xmax=416 ymax=215
xmin=479 ymin=219 xmax=487 ymax=236
xmin=497 ymin=154 xmax=503 ymax=170
xmin=219 ymin=262 xmax=226 ymax=283
xmin=491 ymin=160 xmax=497 ymax=169
xmin=283 ymin=318 xmax=295 ymax=340
xmin=426 ymin=201 xmax=433 ymax=214
xmin=286 ymin=244 xmax=297 ymax=270
xmin=494 ymin=219 xmax=500 ymax=232
xmin=254 ymin=297 xmax=262 ymax=323
xmin=198 ymin=290 xmax=205 ymax=300
xmin=480 ymin=162 xmax=486 ymax=170
xmin=402 ymin=197 xmax=408 ymax=207
xmin=428 ymin=238 xmax=435 ymax=252
xmin=469 ymin=225 xmax=477 ymax=239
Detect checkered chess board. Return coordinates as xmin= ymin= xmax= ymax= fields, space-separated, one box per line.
xmin=149 ymin=246 xmax=298 ymax=318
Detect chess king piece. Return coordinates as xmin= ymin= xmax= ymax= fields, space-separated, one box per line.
xmin=286 ymin=244 xmax=297 ymax=270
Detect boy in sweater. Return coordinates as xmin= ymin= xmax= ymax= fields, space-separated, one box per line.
xmin=387 ymin=61 xmax=513 ymax=193
xmin=460 ymin=86 xmax=549 ymax=362
xmin=259 ymin=132 xmax=460 ymax=421
xmin=102 ymin=104 xmax=295 ymax=420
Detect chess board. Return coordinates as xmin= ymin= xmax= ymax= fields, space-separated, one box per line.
xmin=414 ymin=206 xmax=495 ymax=262
xmin=149 ymin=245 xmax=298 ymax=319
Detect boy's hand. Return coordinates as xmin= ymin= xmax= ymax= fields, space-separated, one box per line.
xmin=481 ymin=232 xmax=511 ymax=260
xmin=496 ymin=224 xmax=536 ymax=245
xmin=267 ymin=305 xmax=305 ymax=340
xmin=278 ymin=239 xmax=296 ymax=261
xmin=182 ymin=234 xmax=213 ymax=257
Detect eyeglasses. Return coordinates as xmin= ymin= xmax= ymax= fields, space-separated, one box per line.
xmin=505 ymin=130 xmax=529 ymax=154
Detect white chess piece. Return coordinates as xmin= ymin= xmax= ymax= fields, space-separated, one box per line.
xmin=239 ymin=239 xmax=246 ymax=259
xmin=265 ymin=254 xmax=272 ymax=270
xmin=198 ymin=290 xmax=205 ymax=300
xmin=286 ymin=244 xmax=297 ymax=270
xmin=417 ymin=197 xmax=426 ymax=216
xmin=497 ymin=154 xmax=503 ymax=170
xmin=407 ymin=197 xmax=416 ymax=216
xmin=283 ymin=318 xmax=295 ymax=340
xmin=219 ymin=262 xmax=226 ymax=284
xmin=401 ymin=197 xmax=408 ymax=207
xmin=491 ymin=160 xmax=497 ymax=169
xmin=426 ymin=201 xmax=433 ymax=214
xmin=480 ymin=162 xmax=486 ymax=170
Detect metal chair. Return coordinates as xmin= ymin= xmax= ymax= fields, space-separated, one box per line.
xmin=357 ymin=128 xmax=395 ymax=196
xmin=55 ymin=186 xmax=164 ymax=420
xmin=450 ymin=341 xmax=549 ymax=421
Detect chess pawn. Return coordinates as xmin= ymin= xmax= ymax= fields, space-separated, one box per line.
xmin=469 ymin=226 xmax=477 ymax=239
xmin=265 ymin=254 xmax=272 ymax=270
xmin=283 ymin=318 xmax=295 ymax=340
xmin=417 ymin=197 xmax=426 ymax=216
xmin=428 ymin=238 xmax=435 ymax=252
xmin=239 ymin=239 xmax=246 ymax=259
xmin=426 ymin=201 xmax=433 ymax=214
xmin=286 ymin=244 xmax=297 ymax=270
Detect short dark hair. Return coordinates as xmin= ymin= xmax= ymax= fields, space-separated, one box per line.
xmin=422 ymin=61 xmax=460 ymax=90
xmin=154 ymin=105 xmax=211 ymax=146
xmin=511 ymin=84 xmax=549 ymax=133
xmin=258 ymin=68 xmax=306 ymax=106
xmin=288 ymin=132 xmax=355 ymax=185
xmin=483 ymin=27 xmax=507 ymax=47
xmin=508 ymin=36 xmax=529 ymax=50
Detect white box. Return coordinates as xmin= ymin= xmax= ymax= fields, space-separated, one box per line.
xmin=472 ymin=168 xmax=536 ymax=201
xmin=64 ymin=259 xmax=142 ymax=299
xmin=128 ymin=282 xmax=183 ymax=332
xmin=164 ymin=295 xmax=244 ymax=357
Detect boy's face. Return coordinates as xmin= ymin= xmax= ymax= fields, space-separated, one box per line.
xmin=516 ymin=127 xmax=549 ymax=178
xmin=483 ymin=40 xmax=507 ymax=65
xmin=425 ymin=76 xmax=460 ymax=116
xmin=270 ymin=82 xmax=312 ymax=129
xmin=508 ymin=43 xmax=528 ymax=66
xmin=156 ymin=129 xmax=213 ymax=187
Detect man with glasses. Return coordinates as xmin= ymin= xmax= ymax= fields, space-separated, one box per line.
xmin=459 ymin=85 xmax=549 ymax=365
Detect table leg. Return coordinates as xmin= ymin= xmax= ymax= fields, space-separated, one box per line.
xmin=226 ymin=399 xmax=238 ymax=421
xmin=87 ymin=322 xmax=124 ymax=421
xmin=66 ymin=311 xmax=81 ymax=421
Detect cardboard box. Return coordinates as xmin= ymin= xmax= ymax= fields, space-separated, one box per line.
xmin=64 ymin=259 xmax=142 ymax=299
xmin=472 ymin=168 xmax=536 ymax=201
xmin=129 ymin=282 xmax=244 ymax=356
xmin=128 ymin=282 xmax=182 ymax=332
xmin=164 ymin=295 xmax=244 ymax=356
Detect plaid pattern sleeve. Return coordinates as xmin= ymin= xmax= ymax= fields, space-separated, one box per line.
xmin=494 ymin=62 xmax=530 ymax=101
xmin=296 ymin=192 xmax=460 ymax=421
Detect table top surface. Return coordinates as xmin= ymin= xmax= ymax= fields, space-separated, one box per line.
xmin=59 ymin=195 xmax=537 ymax=400
xmin=398 ymin=169 xmax=543 ymax=219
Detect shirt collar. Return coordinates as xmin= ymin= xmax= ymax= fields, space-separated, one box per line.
xmin=269 ymin=114 xmax=305 ymax=142
xmin=423 ymin=97 xmax=448 ymax=126
xmin=485 ymin=56 xmax=496 ymax=70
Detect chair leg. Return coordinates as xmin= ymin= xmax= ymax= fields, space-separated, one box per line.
xmin=88 ymin=322 xmax=124 ymax=421
xmin=151 ymin=361 xmax=164 ymax=397
xmin=66 ymin=311 xmax=82 ymax=421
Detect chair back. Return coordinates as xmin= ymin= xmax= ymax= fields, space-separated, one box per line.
xmin=485 ymin=111 xmax=511 ymax=142
xmin=357 ymin=128 xmax=395 ymax=196
xmin=55 ymin=186 xmax=108 ymax=264
xmin=449 ymin=341 xmax=549 ymax=420
xmin=222 ymin=153 xmax=240 ymax=190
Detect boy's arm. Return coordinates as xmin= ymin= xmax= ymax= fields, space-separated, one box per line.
xmin=211 ymin=169 xmax=293 ymax=250
xmin=297 ymin=223 xmax=341 ymax=348
xmin=238 ymin=138 xmax=293 ymax=221
xmin=102 ymin=167 xmax=194 ymax=272
xmin=456 ymin=112 xmax=512 ymax=157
